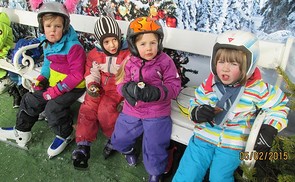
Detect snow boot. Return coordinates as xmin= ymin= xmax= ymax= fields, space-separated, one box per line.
xmin=17 ymin=85 xmax=28 ymax=97
xmin=149 ymin=174 xmax=163 ymax=182
xmin=47 ymin=133 xmax=74 ymax=159
xmin=72 ymin=145 xmax=90 ymax=170
xmin=124 ymin=148 xmax=138 ymax=166
xmin=8 ymin=84 xmax=21 ymax=108
xmin=0 ymin=127 xmax=32 ymax=150
xmin=103 ymin=139 xmax=114 ymax=159
xmin=0 ymin=77 xmax=13 ymax=94
xmin=8 ymin=85 xmax=29 ymax=108
xmin=38 ymin=111 xmax=47 ymax=121
xmin=164 ymin=145 xmax=177 ymax=174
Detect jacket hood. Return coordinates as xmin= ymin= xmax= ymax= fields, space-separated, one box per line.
xmin=0 ymin=12 xmax=11 ymax=26
xmin=39 ymin=25 xmax=81 ymax=54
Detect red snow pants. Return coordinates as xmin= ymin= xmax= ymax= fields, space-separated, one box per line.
xmin=75 ymin=89 xmax=123 ymax=143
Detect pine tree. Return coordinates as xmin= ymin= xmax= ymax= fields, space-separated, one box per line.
xmin=196 ymin=0 xmax=213 ymax=32
xmin=287 ymin=1 xmax=295 ymax=32
xmin=259 ymin=0 xmax=291 ymax=34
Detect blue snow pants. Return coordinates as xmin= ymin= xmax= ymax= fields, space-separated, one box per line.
xmin=111 ymin=112 xmax=172 ymax=176
xmin=173 ymin=136 xmax=241 ymax=182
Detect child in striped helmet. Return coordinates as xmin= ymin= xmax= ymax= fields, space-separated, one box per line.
xmin=72 ymin=15 xmax=130 ymax=169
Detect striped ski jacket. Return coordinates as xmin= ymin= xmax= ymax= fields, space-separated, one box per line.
xmin=189 ymin=68 xmax=289 ymax=150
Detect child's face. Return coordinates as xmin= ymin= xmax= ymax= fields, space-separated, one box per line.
xmin=103 ymin=37 xmax=119 ymax=55
xmin=216 ymin=59 xmax=241 ymax=85
xmin=43 ymin=16 xmax=64 ymax=44
xmin=135 ymin=33 xmax=158 ymax=61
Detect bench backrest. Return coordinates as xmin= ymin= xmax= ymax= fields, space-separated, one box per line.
xmin=1 ymin=7 xmax=293 ymax=71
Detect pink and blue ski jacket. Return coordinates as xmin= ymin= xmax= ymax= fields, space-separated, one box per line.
xmin=39 ymin=25 xmax=86 ymax=92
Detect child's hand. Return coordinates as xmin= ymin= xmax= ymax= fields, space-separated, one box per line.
xmin=191 ymin=104 xmax=218 ymax=127
xmin=254 ymin=124 xmax=277 ymax=152
xmin=137 ymin=83 xmax=160 ymax=102
xmin=43 ymin=86 xmax=62 ymax=100
xmin=122 ymin=81 xmax=138 ymax=106
xmin=87 ymin=83 xmax=100 ymax=97
xmin=32 ymin=75 xmax=48 ymax=91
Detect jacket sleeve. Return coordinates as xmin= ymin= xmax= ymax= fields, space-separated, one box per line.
xmin=257 ymin=83 xmax=289 ymax=132
xmin=188 ymin=79 xmax=211 ymax=121
xmin=84 ymin=49 xmax=101 ymax=88
xmin=58 ymin=44 xmax=86 ymax=92
xmin=41 ymin=57 xmax=50 ymax=78
xmin=157 ymin=57 xmax=181 ymax=101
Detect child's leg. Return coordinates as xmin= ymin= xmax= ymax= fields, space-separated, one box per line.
xmin=209 ymin=147 xmax=241 ymax=182
xmin=16 ymin=91 xmax=47 ymax=131
xmin=75 ymin=94 xmax=100 ymax=143
xmin=72 ymin=94 xmax=100 ymax=167
xmin=46 ymin=89 xmax=84 ymax=138
xmin=0 ymin=91 xmax=46 ymax=149
xmin=142 ymin=116 xmax=172 ymax=176
xmin=172 ymin=137 xmax=215 ymax=182
xmin=111 ymin=113 xmax=143 ymax=153
xmin=97 ymin=91 xmax=122 ymax=138
xmin=46 ymin=88 xmax=84 ymax=158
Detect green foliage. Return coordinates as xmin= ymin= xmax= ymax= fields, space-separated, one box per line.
xmin=236 ymin=136 xmax=295 ymax=182
xmin=270 ymin=136 xmax=295 ymax=182
xmin=276 ymin=66 xmax=295 ymax=110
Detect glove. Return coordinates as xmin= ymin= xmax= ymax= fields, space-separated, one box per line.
xmin=122 ymin=81 xmax=139 ymax=106
xmin=254 ymin=124 xmax=278 ymax=152
xmin=191 ymin=104 xmax=215 ymax=127
xmin=137 ymin=83 xmax=160 ymax=102
xmin=116 ymin=101 xmax=124 ymax=112
xmin=32 ymin=75 xmax=49 ymax=91
xmin=43 ymin=86 xmax=63 ymax=100
xmin=86 ymin=82 xmax=100 ymax=97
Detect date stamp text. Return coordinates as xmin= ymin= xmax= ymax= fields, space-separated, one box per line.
xmin=240 ymin=151 xmax=288 ymax=161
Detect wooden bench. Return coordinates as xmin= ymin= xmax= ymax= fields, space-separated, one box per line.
xmin=0 ymin=7 xmax=293 ymax=146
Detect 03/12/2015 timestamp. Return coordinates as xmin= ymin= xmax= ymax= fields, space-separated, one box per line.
xmin=240 ymin=151 xmax=288 ymax=161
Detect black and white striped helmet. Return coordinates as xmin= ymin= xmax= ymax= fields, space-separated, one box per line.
xmin=94 ymin=16 xmax=122 ymax=47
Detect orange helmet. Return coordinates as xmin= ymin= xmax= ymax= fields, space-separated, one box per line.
xmin=127 ymin=17 xmax=164 ymax=57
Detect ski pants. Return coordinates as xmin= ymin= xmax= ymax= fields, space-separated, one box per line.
xmin=75 ymin=89 xmax=123 ymax=143
xmin=111 ymin=112 xmax=172 ymax=176
xmin=15 ymin=88 xmax=84 ymax=138
xmin=173 ymin=137 xmax=241 ymax=182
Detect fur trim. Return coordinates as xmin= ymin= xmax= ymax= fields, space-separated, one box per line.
xmin=64 ymin=0 xmax=79 ymax=13
xmin=29 ymin=0 xmax=43 ymax=10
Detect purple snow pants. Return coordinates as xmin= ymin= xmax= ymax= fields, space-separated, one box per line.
xmin=111 ymin=112 xmax=172 ymax=176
